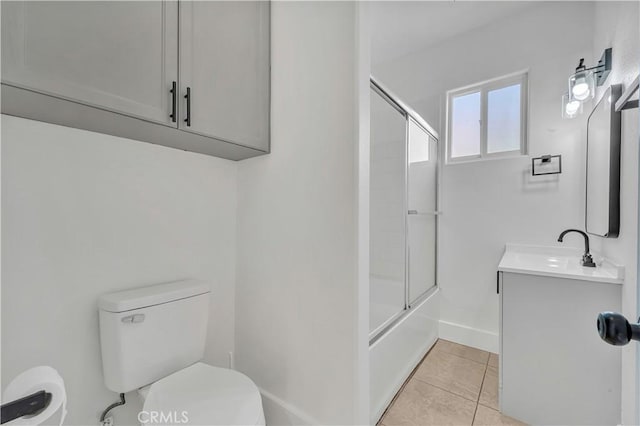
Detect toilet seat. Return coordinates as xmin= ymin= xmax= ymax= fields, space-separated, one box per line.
xmin=138 ymin=362 xmax=265 ymax=426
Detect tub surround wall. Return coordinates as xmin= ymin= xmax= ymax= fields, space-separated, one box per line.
xmin=373 ymin=2 xmax=595 ymax=353
xmin=590 ymin=2 xmax=640 ymax=423
xmin=1 ymin=115 xmax=238 ymax=425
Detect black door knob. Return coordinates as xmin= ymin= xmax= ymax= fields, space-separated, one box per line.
xmin=597 ymin=312 xmax=640 ymax=346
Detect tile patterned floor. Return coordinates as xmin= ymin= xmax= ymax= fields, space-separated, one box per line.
xmin=379 ymin=339 xmax=526 ymax=426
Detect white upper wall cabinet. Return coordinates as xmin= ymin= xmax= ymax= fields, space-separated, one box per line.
xmin=1 ymin=1 xmax=178 ymax=126
xmin=1 ymin=1 xmax=270 ymax=160
xmin=179 ymin=1 xmax=270 ymax=151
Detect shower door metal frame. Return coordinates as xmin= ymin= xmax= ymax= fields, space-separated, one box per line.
xmin=369 ymin=79 xmax=409 ymax=341
xmin=369 ymin=76 xmax=440 ymax=344
xmin=406 ymin=116 xmax=439 ymax=309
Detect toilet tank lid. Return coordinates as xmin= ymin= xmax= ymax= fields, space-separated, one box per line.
xmin=99 ymin=280 xmax=210 ymax=313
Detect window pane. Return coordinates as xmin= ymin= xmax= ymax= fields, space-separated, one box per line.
xmin=487 ymin=84 xmax=521 ymax=153
xmin=451 ymin=91 xmax=481 ymax=158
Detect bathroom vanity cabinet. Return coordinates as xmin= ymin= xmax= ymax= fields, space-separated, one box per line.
xmin=1 ymin=1 xmax=270 ymax=160
xmin=498 ymin=245 xmax=623 ymax=425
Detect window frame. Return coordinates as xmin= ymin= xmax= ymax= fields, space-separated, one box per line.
xmin=446 ymin=71 xmax=529 ymax=164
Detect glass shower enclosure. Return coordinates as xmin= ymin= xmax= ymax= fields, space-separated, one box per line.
xmin=369 ymin=77 xmax=438 ymax=341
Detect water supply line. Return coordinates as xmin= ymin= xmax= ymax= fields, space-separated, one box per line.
xmin=99 ymin=393 xmax=125 ymax=425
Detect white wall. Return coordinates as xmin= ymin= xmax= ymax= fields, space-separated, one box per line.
xmin=354 ymin=4 xmax=371 ymax=421
xmin=373 ymin=2 xmax=596 ymax=352
xmin=234 ymin=2 xmax=367 ymax=424
xmin=590 ymin=2 xmax=640 ymax=424
xmin=1 ymin=115 xmax=238 ymax=425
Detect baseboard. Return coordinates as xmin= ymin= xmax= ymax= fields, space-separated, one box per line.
xmin=259 ymin=387 xmax=322 ymax=426
xmin=439 ymin=320 xmax=499 ymax=353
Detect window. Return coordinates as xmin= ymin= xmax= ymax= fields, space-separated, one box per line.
xmin=447 ymin=72 xmax=528 ymax=162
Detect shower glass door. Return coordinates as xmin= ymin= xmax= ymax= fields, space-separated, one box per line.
xmin=369 ymin=79 xmax=439 ymax=340
xmin=369 ymin=87 xmax=407 ymax=336
xmin=407 ymin=119 xmax=438 ymax=305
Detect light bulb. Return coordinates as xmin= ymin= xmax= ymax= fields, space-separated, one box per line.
xmin=562 ymin=92 xmax=582 ymax=119
xmin=565 ymin=99 xmax=580 ymax=116
xmin=572 ymin=77 xmax=590 ymax=101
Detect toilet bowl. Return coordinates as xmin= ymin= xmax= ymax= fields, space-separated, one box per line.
xmin=138 ymin=363 xmax=265 ymax=426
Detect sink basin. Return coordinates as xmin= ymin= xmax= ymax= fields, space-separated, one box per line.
xmin=498 ymin=244 xmax=624 ymax=284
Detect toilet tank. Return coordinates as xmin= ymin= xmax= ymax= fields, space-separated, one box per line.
xmin=99 ymin=280 xmax=210 ymax=393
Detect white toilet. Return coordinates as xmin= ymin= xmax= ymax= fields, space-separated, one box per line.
xmin=98 ymin=280 xmax=265 ymax=425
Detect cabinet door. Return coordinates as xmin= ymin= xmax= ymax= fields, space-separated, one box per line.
xmin=179 ymin=1 xmax=270 ymax=151
xmin=1 ymin=1 xmax=178 ymax=126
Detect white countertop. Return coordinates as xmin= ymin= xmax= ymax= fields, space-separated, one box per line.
xmin=498 ymin=244 xmax=624 ymax=284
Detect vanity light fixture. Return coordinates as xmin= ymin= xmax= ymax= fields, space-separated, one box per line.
xmin=562 ymin=48 xmax=612 ymax=118
xmin=569 ymin=59 xmax=596 ymax=101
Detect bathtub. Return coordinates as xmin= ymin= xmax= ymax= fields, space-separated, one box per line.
xmin=369 ymin=283 xmax=440 ymax=423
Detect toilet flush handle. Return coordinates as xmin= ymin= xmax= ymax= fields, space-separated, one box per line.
xmin=121 ymin=314 xmax=145 ymax=324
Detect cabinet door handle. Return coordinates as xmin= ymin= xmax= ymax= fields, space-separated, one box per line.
xmin=169 ymin=81 xmax=177 ymax=123
xmin=184 ymin=87 xmax=191 ymax=127
xmin=497 ymin=271 xmax=501 ymax=294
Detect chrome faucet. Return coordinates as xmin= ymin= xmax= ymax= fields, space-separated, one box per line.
xmin=557 ymin=229 xmax=596 ymax=267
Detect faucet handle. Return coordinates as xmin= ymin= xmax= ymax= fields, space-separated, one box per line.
xmin=582 ymin=253 xmax=596 ymax=267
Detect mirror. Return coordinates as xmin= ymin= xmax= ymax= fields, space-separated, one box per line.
xmin=586 ymin=84 xmax=622 ymax=237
